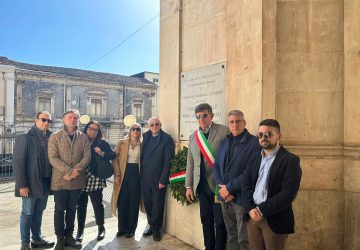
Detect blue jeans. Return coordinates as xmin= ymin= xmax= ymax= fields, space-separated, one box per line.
xmin=20 ymin=183 xmax=49 ymax=245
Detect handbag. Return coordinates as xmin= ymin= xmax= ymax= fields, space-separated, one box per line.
xmin=93 ymin=154 xmax=114 ymax=179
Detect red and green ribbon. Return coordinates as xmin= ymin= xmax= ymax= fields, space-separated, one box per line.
xmin=170 ymin=171 xmax=186 ymax=183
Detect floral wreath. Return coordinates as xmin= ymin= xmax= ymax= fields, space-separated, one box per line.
xmin=169 ymin=146 xmax=197 ymax=206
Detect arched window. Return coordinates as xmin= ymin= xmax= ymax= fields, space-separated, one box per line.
xmin=87 ymin=91 xmax=107 ymax=117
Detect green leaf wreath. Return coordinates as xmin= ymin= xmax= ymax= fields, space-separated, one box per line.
xmin=169 ymin=146 xmax=197 ymax=206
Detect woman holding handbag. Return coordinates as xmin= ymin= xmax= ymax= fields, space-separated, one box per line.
xmin=111 ymin=123 xmax=143 ymax=238
xmin=76 ymin=121 xmax=116 ymax=242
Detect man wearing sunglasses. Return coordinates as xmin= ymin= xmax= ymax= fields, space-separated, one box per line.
xmin=242 ymin=119 xmax=302 ymax=250
xmin=13 ymin=111 xmax=55 ymax=250
xmin=185 ymin=103 xmax=229 ymax=250
xmin=213 ymin=110 xmax=262 ymax=250
xmin=140 ymin=117 xmax=175 ymax=241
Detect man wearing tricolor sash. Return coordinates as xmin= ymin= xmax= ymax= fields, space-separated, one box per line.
xmin=185 ymin=103 xmax=229 ymax=250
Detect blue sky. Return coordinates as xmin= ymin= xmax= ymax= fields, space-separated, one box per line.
xmin=0 ymin=0 xmax=159 ymax=76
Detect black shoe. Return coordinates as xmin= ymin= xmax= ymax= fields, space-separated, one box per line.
xmin=54 ymin=237 xmax=65 ymax=250
xmin=125 ymin=232 xmax=134 ymax=238
xmin=153 ymin=230 xmax=161 ymax=241
xmin=142 ymin=227 xmax=153 ymax=237
xmin=31 ymin=236 xmax=55 ymax=248
xmin=20 ymin=244 xmax=31 ymax=250
xmin=65 ymin=235 xmax=82 ymax=249
xmin=97 ymin=227 xmax=105 ymax=241
xmin=116 ymin=232 xmax=125 ymax=237
xmin=75 ymin=232 xmax=83 ymax=243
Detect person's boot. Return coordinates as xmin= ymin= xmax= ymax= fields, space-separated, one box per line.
xmin=65 ymin=235 xmax=82 ymax=249
xmin=54 ymin=236 xmax=65 ymax=250
xmin=75 ymin=230 xmax=84 ymax=243
xmin=97 ymin=226 xmax=105 ymax=241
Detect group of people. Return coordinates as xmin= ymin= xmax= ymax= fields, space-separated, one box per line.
xmin=185 ymin=103 xmax=302 ymax=250
xmin=13 ymin=102 xmax=301 ymax=250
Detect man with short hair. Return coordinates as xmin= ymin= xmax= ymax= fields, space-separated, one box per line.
xmin=185 ymin=103 xmax=228 ymax=250
xmin=141 ymin=117 xmax=175 ymax=241
xmin=48 ymin=109 xmax=91 ymax=250
xmin=13 ymin=111 xmax=55 ymax=250
xmin=214 ymin=110 xmax=261 ymax=250
xmin=242 ymin=119 xmax=302 ymax=250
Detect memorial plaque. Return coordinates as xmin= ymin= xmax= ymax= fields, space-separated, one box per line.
xmin=180 ymin=62 xmax=226 ymax=140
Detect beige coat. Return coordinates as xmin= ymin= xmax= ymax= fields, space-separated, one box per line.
xmin=111 ymin=139 xmax=144 ymax=216
xmin=48 ymin=129 xmax=91 ymax=191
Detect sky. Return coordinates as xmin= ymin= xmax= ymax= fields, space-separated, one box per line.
xmin=0 ymin=0 xmax=160 ymax=76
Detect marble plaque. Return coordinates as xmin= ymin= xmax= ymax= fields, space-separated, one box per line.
xmin=180 ymin=62 xmax=226 ymax=140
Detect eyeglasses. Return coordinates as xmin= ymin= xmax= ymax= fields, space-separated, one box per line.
xmin=195 ymin=113 xmax=208 ymax=120
xmin=257 ymin=132 xmax=273 ymax=139
xmin=149 ymin=123 xmax=160 ymax=127
xmin=38 ymin=118 xmax=52 ymax=123
xmin=88 ymin=127 xmax=99 ymax=133
xmin=131 ymin=127 xmax=141 ymax=132
xmin=229 ymin=120 xmax=243 ymax=125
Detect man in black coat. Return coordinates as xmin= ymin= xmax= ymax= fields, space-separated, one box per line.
xmin=13 ymin=111 xmax=55 ymax=250
xmin=242 ymin=119 xmax=302 ymax=250
xmin=140 ymin=117 xmax=175 ymax=241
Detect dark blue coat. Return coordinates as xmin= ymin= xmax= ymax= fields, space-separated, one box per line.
xmin=140 ymin=129 xmax=175 ymax=185
xmin=213 ymin=129 xmax=261 ymax=205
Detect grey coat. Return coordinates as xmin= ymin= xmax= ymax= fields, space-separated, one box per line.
xmin=13 ymin=126 xmax=52 ymax=198
xmin=185 ymin=122 xmax=229 ymax=192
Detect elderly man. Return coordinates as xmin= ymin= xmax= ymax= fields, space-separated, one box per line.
xmin=140 ymin=117 xmax=175 ymax=241
xmin=48 ymin=109 xmax=91 ymax=250
xmin=213 ymin=110 xmax=261 ymax=249
xmin=242 ymin=119 xmax=302 ymax=250
xmin=185 ymin=103 xmax=228 ymax=250
xmin=13 ymin=111 xmax=55 ymax=250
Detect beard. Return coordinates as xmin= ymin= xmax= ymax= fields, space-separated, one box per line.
xmin=260 ymin=140 xmax=277 ymax=150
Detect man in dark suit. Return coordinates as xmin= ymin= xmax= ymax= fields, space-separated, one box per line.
xmin=214 ymin=110 xmax=261 ymax=250
xmin=13 ymin=111 xmax=55 ymax=250
xmin=242 ymin=119 xmax=302 ymax=250
xmin=140 ymin=117 xmax=175 ymax=241
xmin=185 ymin=103 xmax=228 ymax=250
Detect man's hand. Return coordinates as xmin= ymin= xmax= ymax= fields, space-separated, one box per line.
xmin=70 ymin=168 xmax=81 ymax=179
xmin=186 ymin=188 xmax=195 ymax=202
xmin=159 ymin=183 xmax=166 ymax=189
xmin=225 ymin=194 xmax=235 ymax=202
xmin=19 ymin=187 xmax=30 ymax=197
xmin=63 ymin=175 xmax=71 ymax=181
xmin=249 ymin=208 xmax=263 ymax=221
xmin=219 ymin=184 xmax=230 ymax=200
xmin=114 ymin=175 xmax=121 ymax=185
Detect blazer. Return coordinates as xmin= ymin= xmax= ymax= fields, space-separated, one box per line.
xmin=242 ymin=145 xmax=302 ymax=234
xmin=185 ymin=122 xmax=229 ymax=193
xmin=213 ymin=129 xmax=261 ymax=205
xmin=140 ymin=129 xmax=175 ymax=186
xmin=13 ymin=126 xmax=52 ymax=198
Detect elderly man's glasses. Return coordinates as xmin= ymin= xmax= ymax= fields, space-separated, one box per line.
xmin=131 ymin=127 xmax=141 ymax=132
xmin=38 ymin=118 xmax=52 ymax=123
xmin=195 ymin=113 xmax=208 ymax=120
xmin=257 ymin=132 xmax=273 ymax=139
xmin=149 ymin=123 xmax=160 ymax=127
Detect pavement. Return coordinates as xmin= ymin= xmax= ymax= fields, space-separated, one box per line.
xmin=0 ymin=181 xmax=196 ymax=250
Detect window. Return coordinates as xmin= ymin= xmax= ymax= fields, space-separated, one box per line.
xmin=86 ymin=91 xmax=107 ymax=117
xmin=132 ymin=98 xmax=144 ymax=120
xmin=36 ymin=89 xmax=54 ymax=113
xmin=38 ymin=97 xmax=51 ymax=112
xmin=89 ymin=99 xmax=102 ymax=116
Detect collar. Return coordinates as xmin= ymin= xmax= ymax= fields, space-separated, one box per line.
xmin=199 ymin=122 xmax=212 ymax=134
xmin=261 ymin=143 xmax=281 ymax=158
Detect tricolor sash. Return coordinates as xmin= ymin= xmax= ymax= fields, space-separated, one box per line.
xmin=169 ymin=171 xmax=186 ymax=184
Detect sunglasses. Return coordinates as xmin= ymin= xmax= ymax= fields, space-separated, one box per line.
xmin=195 ymin=113 xmax=208 ymax=120
xmin=257 ymin=132 xmax=273 ymax=139
xmin=131 ymin=127 xmax=141 ymax=132
xmin=149 ymin=123 xmax=160 ymax=127
xmin=88 ymin=127 xmax=99 ymax=133
xmin=38 ymin=118 xmax=52 ymax=123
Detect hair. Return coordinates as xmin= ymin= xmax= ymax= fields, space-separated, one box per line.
xmin=127 ymin=123 xmax=143 ymax=141
xmin=227 ymin=110 xmax=244 ymax=119
xmin=36 ymin=111 xmax=52 ymax=119
xmin=83 ymin=121 xmax=102 ymax=140
xmin=148 ymin=117 xmax=161 ymax=126
xmin=259 ymin=119 xmax=281 ymax=133
xmin=63 ymin=109 xmax=80 ymax=118
xmin=195 ymin=103 xmax=213 ymax=114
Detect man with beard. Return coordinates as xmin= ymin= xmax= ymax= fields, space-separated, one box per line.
xmin=241 ymin=119 xmax=302 ymax=250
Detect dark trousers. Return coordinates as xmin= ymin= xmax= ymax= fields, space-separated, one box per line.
xmin=53 ymin=189 xmax=82 ymax=237
xmin=117 ymin=163 xmax=140 ymax=234
xmin=141 ymin=181 xmax=166 ymax=231
xmin=76 ymin=189 xmax=104 ymax=233
xmin=198 ymin=182 xmax=227 ymax=250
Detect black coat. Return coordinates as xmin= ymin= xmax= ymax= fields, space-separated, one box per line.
xmin=242 ymin=145 xmax=302 ymax=234
xmin=13 ymin=126 xmax=52 ymax=198
xmin=88 ymin=138 xmax=116 ymax=177
xmin=140 ymin=130 xmax=175 ymax=185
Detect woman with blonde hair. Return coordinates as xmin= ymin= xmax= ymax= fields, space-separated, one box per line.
xmin=111 ymin=123 xmax=143 ymax=238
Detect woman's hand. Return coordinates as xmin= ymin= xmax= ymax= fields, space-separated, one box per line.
xmin=114 ymin=175 xmax=121 ymax=185
xmin=94 ymin=147 xmax=104 ymax=157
